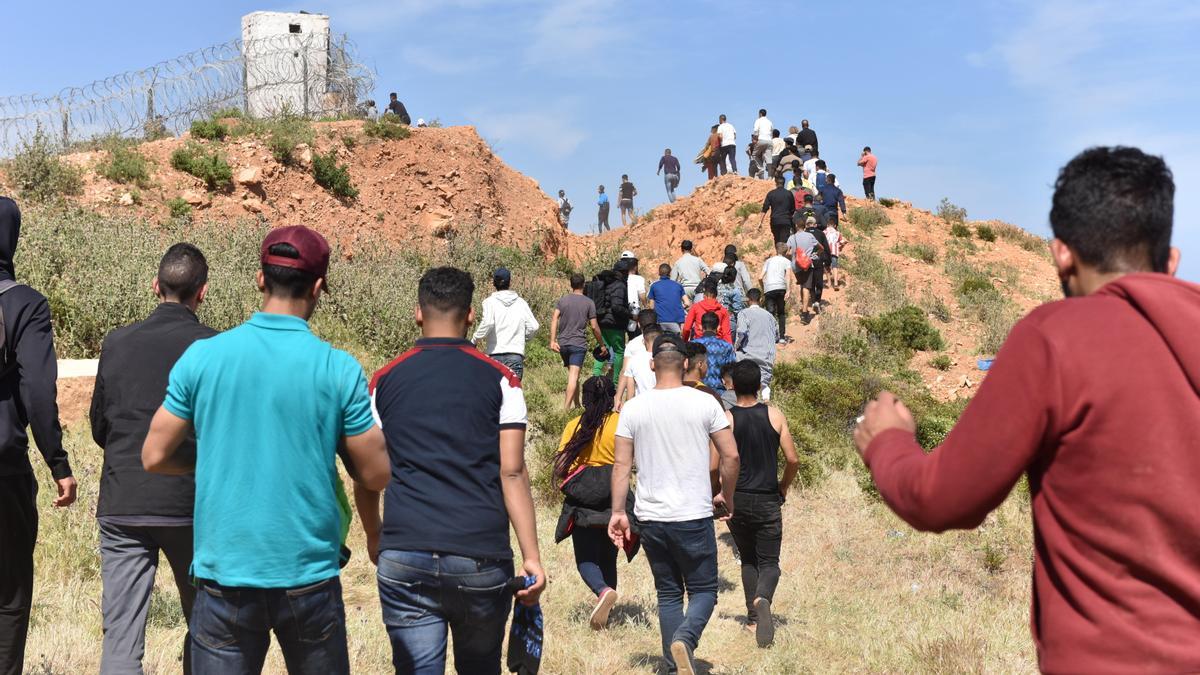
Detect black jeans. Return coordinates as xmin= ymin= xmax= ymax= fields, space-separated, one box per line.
xmin=0 ymin=474 xmax=36 ymax=675
xmin=764 ymin=290 xmax=787 ymax=339
xmin=726 ymin=492 xmax=783 ymax=623
xmin=720 ymin=145 xmax=738 ymax=174
xmin=770 ymin=222 xmax=793 ymax=245
xmin=598 ymin=204 xmax=610 ymax=231
xmin=863 ymin=176 xmax=876 ymax=201
xmin=572 ymin=526 xmax=618 ymax=597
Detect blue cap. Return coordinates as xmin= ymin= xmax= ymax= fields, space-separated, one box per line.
xmin=493 ymin=267 xmax=511 ymax=284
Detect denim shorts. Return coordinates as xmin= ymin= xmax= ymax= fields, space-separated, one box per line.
xmin=560 ymin=345 xmax=587 ymax=368
xmin=830 ymin=255 xmax=840 ymax=268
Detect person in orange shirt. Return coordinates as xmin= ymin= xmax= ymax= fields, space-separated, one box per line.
xmin=682 ymin=280 xmax=732 ymax=343
xmin=857 ymin=146 xmax=878 ymax=201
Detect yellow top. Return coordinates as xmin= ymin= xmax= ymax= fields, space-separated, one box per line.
xmin=559 ymin=412 xmax=620 ymax=471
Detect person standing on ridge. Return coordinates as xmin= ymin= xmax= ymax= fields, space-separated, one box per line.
xmin=473 ymin=267 xmax=540 ymax=381
xmin=658 ymin=149 xmax=682 ymax=203
xmin=551 ymin=273 xmax=609 ymax=410
xmin=597 ymin=185 xmax=610 ymax=233
xmin=142 ymin=225 xmax=392 ymax=674
xmin=90 ymin=243 xmax=216 ymax=674
xmin=705 ymin=125 xmax=722 ymax=181
xmin=857 ymin=146 xmax=878 ymax=201
xmin=0 ymin=197 xmax=77 ymax=675
xmin=762 ymin=176 xmax=797 ymax=245
xmin=717 ymin=114 xmax=738 ymax=175
xmin=724 ymin=360 xmax=799 ymax=648
xmin=619 ymin=175 xmax=638 ymax=227
xmin=797 ymin=119 xmax=817 ymax=155
xmin=558 ymin=190 xmax=573 ymax=228
xmin=768 ymin=130 xmax=786 ymax=179
xmin=672 ymin=240 xmax=711 ymax=300
xmin=386 ymin=93 xmax=411 ymax=125
xmin=751 ymin=109 xmax=773 ymax=180
xmin=855 ymin=146 xmax=1200 ymax=673
xmin=647 ymin=264 xmax=688 ymax=334
xmin=362 ymin=267 xmax=546 ymax=673
xmin=609 ymin=333 xmax=739 ymax=675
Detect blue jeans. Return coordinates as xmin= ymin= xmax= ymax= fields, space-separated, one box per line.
xmin=377 ymin=550 xmax=514 ymax=675
xmin=639 ymin=519 xmax=719 ymax=672
xmin=490 ymin=352 xmax=524 ymax=381
xmin=571 ymin=526 xmax=618 ymax=596
xmin=190 ymin=576 xmax=348 ymax=674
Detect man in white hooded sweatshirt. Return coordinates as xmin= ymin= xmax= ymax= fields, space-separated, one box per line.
xmin=472 ymin=267 xmax=540 ymax=380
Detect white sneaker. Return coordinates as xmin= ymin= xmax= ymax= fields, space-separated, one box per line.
xmin=589 ymin=587 xmax=618 ymax=630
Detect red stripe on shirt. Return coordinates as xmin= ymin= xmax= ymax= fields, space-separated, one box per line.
xmin=457 ymin=346 xmax=522 ymax=389
xmin=370 ymin=348 xmax=420 ymax=392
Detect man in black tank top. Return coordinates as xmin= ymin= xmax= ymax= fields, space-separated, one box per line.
xmin=725 ymin=361 xmax=799 ymax=648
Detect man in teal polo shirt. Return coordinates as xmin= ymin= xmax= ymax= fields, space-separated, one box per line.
xmin=141 ymin=225 xmax=390 ymax=674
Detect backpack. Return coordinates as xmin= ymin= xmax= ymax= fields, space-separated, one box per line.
xmin=586 ymin=274 xmax=613 ymax=320
xmin=0 ymin=280 xmax=22 ymax=379
xmin=560 ymin=198 xmax=572 ymax=216
xmin=792 ymin=246 xmax=813 ymax=271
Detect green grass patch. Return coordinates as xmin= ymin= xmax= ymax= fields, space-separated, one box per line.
xmin=848 ymin=205 xmax=889 ymax=235
xmin=860 ymin=305 xmax=945 ymax=354
xmin=96 ymin=141 xmax=152 ymax=189
xmin=734 ymin=202 xmax=762 ymax=219
xmin=312 ymin=151 xmax=359 ymax=200
xmin=892 ymin=242 xmax=937 ymax=264
xmin=976 ymin=224 xmax=997 ymax=242
xmin=878 ymin=197 xmax=898 ymax=208
xmin=169 ymin=142 xmax=232 ymax=191
xmin=166 ymin=197 xmax=192 ymax=220
xmin=6 ymin=126 xmax=83 ymax=203
xmin=364 ymin=114 xmax=412 ymax=140
xmin=950 ymin=223 xmax=972 ymax=238
xmin=189 ymin=119 xmax=228 ymax=141
xmin=937 ymin=198 xmax=968 ymax=225
xmin=930 ymin=354 xmax=952 ymax=371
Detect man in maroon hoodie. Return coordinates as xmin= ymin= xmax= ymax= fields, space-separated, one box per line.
xmin=855 ymin=146 xmax=1197 ymax=674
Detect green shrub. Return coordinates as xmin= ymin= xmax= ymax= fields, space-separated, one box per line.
xmin=190 ymin=119 xmax=228 ymax=141
xmin=312 ymin=151 xmax=359 ymax=200
xmin=734 ymin=202 xmax=761 ymax=218
xmin=992 ymin=221 xmax=1049 ymax=256
xmin=364 ymin=114 xmax=412 ymax=140
xmin=878 ymin=197 xmax=898 ymax=208
xmin=937 ymin=197 xmax=968 ymax=224
xmin=860 ymin=305 xmax=945 ymax=353
xmin=950 ymin=223 xmax=972 ymax=238
xmin=266 ymin=113 xmax=315 ymax=165
xmin=945 ymin=255 xmax=1020 ymax=354
xmin=905 ymin=211 xmax=915 ymax=224
xmin=96 ymin=142 xmax=152 ymax=188
xmin=976 ymin=224 xmax=997 ymax=242
xmin=341 ymin=134 xmax=357 ymax=149
xmin=922 ymin=294 xmax=953 ymax=323
xmin=210 ymin=107 xmax=245 ymax=120
xmin=892 ymin=242 xmax=937 ymax=264
xmin=930 ymin=354 xmax=952 ymax=371
xmin=848 ymin=205 xmax=889 ymax=235
xmin=166 ymin=197 xmax=192 ymax=220
xmin=170 ymin=142 xmax=232 ymax=191
xmin=6 ymin=127 xmax=83 ymax=203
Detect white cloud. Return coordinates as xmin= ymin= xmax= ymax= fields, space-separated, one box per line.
xmin=523 ymin=0 xmax=623 ymax=67
xmin=473 ymin=108 xmax=586 ymax=160
xmin=400 ymin=46 xmax=485 ymax=75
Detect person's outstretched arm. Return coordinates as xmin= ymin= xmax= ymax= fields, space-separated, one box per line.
xmin=855 ymin=319 xmax=1052 ymax=531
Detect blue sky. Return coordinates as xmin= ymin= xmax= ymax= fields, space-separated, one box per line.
xmin=5 ymin=0 xmax=1199 ymax=278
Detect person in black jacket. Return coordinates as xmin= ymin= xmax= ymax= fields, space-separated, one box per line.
xmin=386 ymin=92 xmax=411 ymax=125
xmin=797 ymin=119 xmax=818 ymax=156
xmin=0 ymin=197 xmax=76 ymax=675
xmin=589 ymin=261 xmax=631 ymax=385
xmin=89 ymin=243 xmax=216 ymax=674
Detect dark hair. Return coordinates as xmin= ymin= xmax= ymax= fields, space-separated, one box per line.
xmin=570 ymin=273 xmax=586 ymax=290
xmin=759 ymin=109 xmax=767 ymax=116
xmin=721 ymin=266 xmax=737 ymax=285
xmin=621 ymin=174 xmax=629 ymax=180
xmin=681 ymin=240 xmax=694 ymax=251
xmin=772 ymin=129 xmax=780 ymax=138
xmin=746 ymin=288 xmax=762 ymax=302
xmin=553 ymin=376 xmax=615 ymax=480
xmin=827 ymin=173 xmax=836 ymax=182
xmin=863 ymin=146 xmax=872 ymax=152
xmin=711 ymin=124 xmax=719 ymax=131
xmin=493 ymin=276 xmax=510 ymax=291
xmin=700 ymin=280 xmax=717 ymax=296
xmin=775 ymin=176 xmax=785 ymax=187
xmin=157 ymin=243 xmax=208 ymax=302
xmin=719 ymin=114 xmax=727 ymax=122
xmin=418 ymin=266 xmax=474 ymax=318
xmin=685 ymin=341 xmax=707 ymax=372
xmin=724 ymin=244 xmax=737 ymax=255
xmin=801 ymin=119 xmax=809 ymax=128
xmin=723 ymin=252 xmax=737 ymax=265
xmin=1050 ymin=146 xmax=1174 ymax=273
xmin=262 ymin=243 xmax=319 ymax=299
xmin=816 ymin=159 xmax=827 ymax=170
xmin=642 ymin=323 xmax=663 ymax=340
xmin=785 ymin=137 xmax=795 ymax=146
xmin=730 ymin=360 xmax=761 ymax=396
xmin=637 ymin=309 xmax=657 ymax=329
xmin=653 ymin=349 xmax=685 ymax=372
xmin=390 ymin=92 xmax=397 ymax=97
xmin=658 ymin=263 xmax=671 ymax=276
xmin=700 ymin=311 xmax=720 ymax=331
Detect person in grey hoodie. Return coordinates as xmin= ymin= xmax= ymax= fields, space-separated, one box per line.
xmin=473 ymin=267 xmax=540 ymax=380
xmin=671 ymin=240 xmax=711 ymax=300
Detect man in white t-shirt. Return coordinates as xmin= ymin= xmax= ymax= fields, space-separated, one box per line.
xmin=620 ymin=251 xmax=648 ymax=334
xmin=717 ymin=114 xmax=737 ymax=175
xmin=760 ymin=242 xmax=793 ymax=344
xmin=751 ymin=109 xmax=773 ymax=180
xmin=615 ymin=324 xmax=662 ymax=409
xmin=610 ymin=333 xmax=739 ymax=675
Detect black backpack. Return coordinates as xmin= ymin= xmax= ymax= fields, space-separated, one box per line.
xmin=0 ymin=280 xmax=22 ymax=379
xmin=585 ymin=274 xmax=613 ymax=320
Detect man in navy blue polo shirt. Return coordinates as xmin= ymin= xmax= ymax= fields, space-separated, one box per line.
xmin=359 ymin=266 xmax=546 ymax=674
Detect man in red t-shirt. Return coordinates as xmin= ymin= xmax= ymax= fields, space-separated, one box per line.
xmin=855 ymin=146 xmax=1199 ymax=673
xmin=856 ymin=146 xmax=877 ymax=201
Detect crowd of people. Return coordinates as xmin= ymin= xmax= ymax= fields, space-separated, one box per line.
xmin=1 ymin=141 xmax=1198 ymax=675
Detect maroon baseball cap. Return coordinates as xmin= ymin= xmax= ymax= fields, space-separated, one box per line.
xmin=261 ymin=226 xmax=330 ymax=278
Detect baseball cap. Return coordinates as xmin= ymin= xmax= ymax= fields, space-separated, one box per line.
xmin=619 ymin=250 xmax=637 ymax=260
xmin=261 ymin=226 xmax=331 ymax=278
xmin=493 ymin=267 xmax=511 ymax=284
xmin=652 ymin=333 xmax=687 ymax=356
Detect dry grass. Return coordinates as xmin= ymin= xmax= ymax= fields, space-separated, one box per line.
xmin=26 ymin=426 xmax=1036 ymax=673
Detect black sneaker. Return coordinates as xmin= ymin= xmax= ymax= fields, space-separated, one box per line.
xmin=754 ymin=597 xmax=775 ymax=647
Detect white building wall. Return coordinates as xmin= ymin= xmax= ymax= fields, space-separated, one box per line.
xmin=241 ymin=11 xmax=330 ymax=118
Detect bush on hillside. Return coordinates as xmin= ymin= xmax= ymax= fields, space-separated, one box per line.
xmin=190 ymin=119 xmax=228 ymax=141
xmin=878 ymin=197 xmax=898 ymax=208
xmin=946 ymin=254 xmax=1020 ymax=354
xmin=848 ymin=205 xmax=889 ymax=235
xmin=937 ymin=197 xmax=968 ymax=225
xmin=312 ymin=151 xmax=359 ymax=200
xmin=7 ymin=127 xmax=83 ymax=203
xmin=166 ymin=197 xmax=192 ymax=220
xmin=364 ymin=114 xmax=412 ymax=140
xmin=860 ymin=305 xmax=945 ymax=353
xmin=976 ymin=224 xmax=997 ymax=242
xmin=892 ymin=242 xmax=937 ymax=264
xmin=97 ymin=141 xmax=152 ymax=188
xmin=734 ymin=202 xmax=762 ymax=218
xmin=992 ymin=221 xmax=1049 ymax=255
xmin=930 ymin=354 xmax=952 ymax=371
xmin=266 ymin=113 xmax=315 ymax=165
xmin=950 ymin=223 xmax=972 ymax=238
xmin=210 ymin=107 xmax=245 ymax=120
xmin=170 ymin=142 xmax=232 ymax=191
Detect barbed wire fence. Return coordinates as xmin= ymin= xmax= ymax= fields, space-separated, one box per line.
xmin=0 ymin=32 xmax=375 ymax=155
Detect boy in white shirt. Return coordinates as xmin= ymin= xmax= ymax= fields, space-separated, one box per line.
xmin=759 ymin=242 xmax=794 ymax=344
xmin=824 ymin=225 xmax=849 ymax=290
xmin=615 ymin=324 xmax=662 ymax=409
